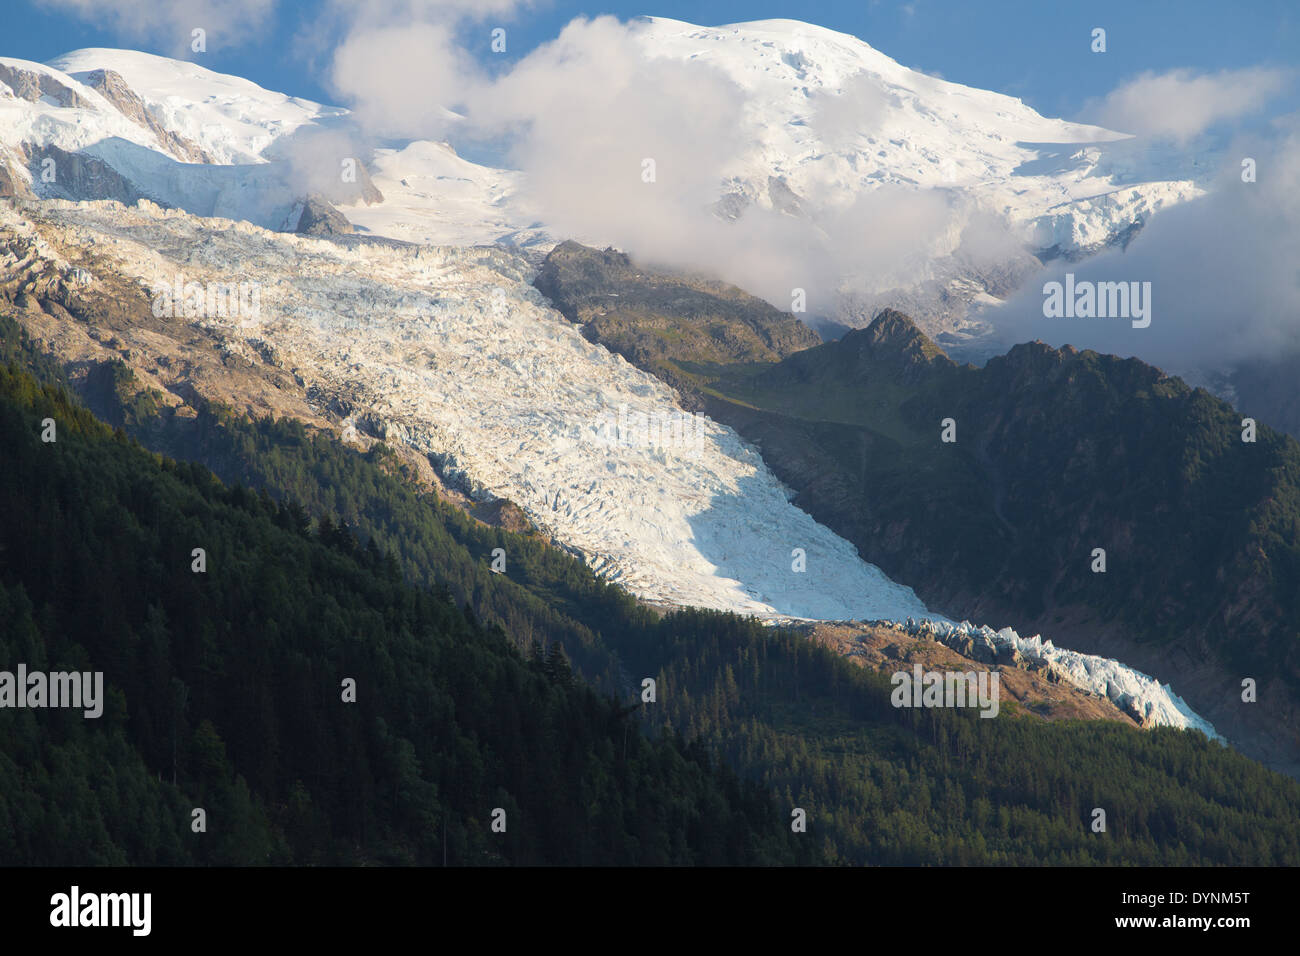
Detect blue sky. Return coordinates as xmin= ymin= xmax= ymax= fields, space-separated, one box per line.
xmin=4 ymin=0 xmax=1297 ymax=121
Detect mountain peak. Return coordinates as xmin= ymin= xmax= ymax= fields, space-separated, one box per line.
xmin=763 ymin=308 xmax=952 ymax=390
xmin=855 ymin=309 xmax=950 ymax=366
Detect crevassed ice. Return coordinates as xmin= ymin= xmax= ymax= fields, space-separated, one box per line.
xmin=901 ymin=618 xmax=1218 ymax=738
xmin=28 ymin=200 xmax=1217 ymax=737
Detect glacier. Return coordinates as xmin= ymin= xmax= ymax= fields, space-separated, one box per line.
xmin=897 ymin=618 xmax=1218 ymax=738
xmin=4 ymin=197 xmax=1218 ymax=739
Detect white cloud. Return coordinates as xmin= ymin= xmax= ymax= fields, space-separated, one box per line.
xmin=319 ymin=0 xmax=541 ymax=136
xmin=41 ymin=0 xmax=275 ymax=52
xmin=1079 ymin=67 xmax=1292 ymax=145
xmin=329 ymin=23 xmax=477 ymax=139
xmin=987 ymin=122 xmax=1300 ymax=370
xmin=452 ymin=18 xmax=987 ymax=316
xmin=314 ymin=7 xmax=991 ymax=315
xmin=463 ymin=17 xmax=749 ymax=253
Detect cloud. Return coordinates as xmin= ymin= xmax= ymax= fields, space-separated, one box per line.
xmin=320 ymin=10 xmax=1296 ymax=360
xmin=41 ymin=0 xmax=276 ymax=52
xmin=985 ymin=122 xmax=1300 ymax=371
xmin=1079 ymin=67 xmax=1292 ymax=145
xmin=463 ymin=17 xmax=749 ymax=251
xmin=329 ymin=23 xmax=478 ymax=139
xmin=819 ymin=186 xmax=959 ymax=286
xmin=452 ymin=18 xmax=991 ymax=318
xmin=265 ymin=125 xmax=372 ymax=202
xmin=319 ymin=0 xmax=542 ymax=137
xmin=313 ymin=7 xmax=997 ymax=319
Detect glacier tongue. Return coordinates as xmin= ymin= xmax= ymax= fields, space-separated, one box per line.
xmin=14 ymin=198 xmax=1218 ymax=739
xmin=899 ymin=618 xmax=1219 ymax=739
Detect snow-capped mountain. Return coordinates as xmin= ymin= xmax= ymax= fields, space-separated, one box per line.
xmin=0 ymin=50 xmax=344 ymax=227
xmin=627 ymin=18 xmax=1207 ymax=341
xmin=635 ymin=17 xmax=1201 ymax=250
xmin=0 ymin=48 xmax=540 ymax=247
xmin=2 ymin=22 xmax=1208 ymax=339
xmin=46 ymin=48 xmax=337 ymax=165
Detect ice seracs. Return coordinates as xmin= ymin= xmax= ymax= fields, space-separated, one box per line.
xmin=22 ymin=198 xmax=934 ymax=623
xmin=899 ymin=618 xmax=1219 ymax=738
xmin=7 ymin=197 xmax=1219 ymax=737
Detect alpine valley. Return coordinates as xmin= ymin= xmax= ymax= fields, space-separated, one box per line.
xmin=2 ymin=16 xmax=1299 ymax=867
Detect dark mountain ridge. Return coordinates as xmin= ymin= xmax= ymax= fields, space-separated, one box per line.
xmin=534 ymin=244 xmax=1300 ymax=778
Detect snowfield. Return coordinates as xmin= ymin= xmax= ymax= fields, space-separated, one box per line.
xmin=47 ymin=48 xmax=340 ymax=165
xmin=2 ymin=23 xmax=1212 ymax=337
xmin=636 ymin=16 xmax=1205 ymax=254
xmin=7 ymin=198 xmax=1219 ymax=737
xmin=339 ymin=140 xmax=545 ymax=249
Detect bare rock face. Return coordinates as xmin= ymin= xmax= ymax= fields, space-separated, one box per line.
xmin=0 ymin=147 xmax=37 ymax=199
xmin=0 ymin=225 xmax=97 ymax=303
xmin=766 ymin=175 xmax=805 ymax=217
xmin=354 ymin=163 xmax=384 ymax=205
xmin=23 ymin=143 xmax=160 ymax=207
xmin=80 ymin=68 xmax=213 ymax=164
xmin=287 ymin=195 xmax=354 ymax=236
xmin=534 ymin=239 xmax=821 ymax=381
xmin=0 ymin=62 xmax=95 ymax=109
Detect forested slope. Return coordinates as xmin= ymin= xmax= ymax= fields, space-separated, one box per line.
xmin=7 ymin=315 xmax=1300 ymax=865
xmin=0 ymin=357 xmax=807 ymax=865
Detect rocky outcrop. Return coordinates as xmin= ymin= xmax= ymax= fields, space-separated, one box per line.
xmin=805 ymin=621 xmax=1134 ymax=725
xmin=0 ymin=62 xmax=95 ymax=109
xmin=762 ymin=308 xmax=957 ymax=389
xmin=534 ymin=240 xmax=820 ymax=381
xmin=315 ymin=161 xmax=384 ymax=207
xmin=287 ymin=195 xmax=354 ymax=236
xmin=0 ymin=147 xmax=36 ymax=199
xmin=17 ymin=143 xmax=162 ymax=207
xmin=883 ymin=617 xmax=1209 ymax=732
